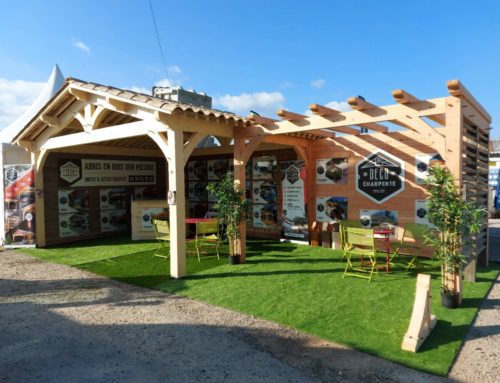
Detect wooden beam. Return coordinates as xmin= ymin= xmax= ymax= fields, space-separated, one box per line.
xmin=330 ymin=126 xmax=360 ymax=135
xmin=347 ymin=96 xmax=378 ymax=111
xmin=358 ymin=122 xmax=388 ymax=133
xmin=247 ymin=113 xmax=278 ymax=126
xmin=40 ymin=120 xmax=168 ymax=150
xmin=392 ymin=89 xmax=419 ymax=104
xmin=68 ymin=87 xmax=90 ymax=101
xmin=309 ymin=103 xmax=342 ymax=117
xmin=277 ymin=109 xmax=307 ymax=121
xmin=447 ymin=79 xmax=491 ymax=122
xmin=183 ymin=131 xmax=206 ymax=165
xmin=305 ymin=129 xmax=336 ymax=139
xmin=40 ymin=115 xmax=60 ymax=127
xmin=258 ymin=98 xmax=446 ymax=136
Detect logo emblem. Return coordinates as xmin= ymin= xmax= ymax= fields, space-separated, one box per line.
xmin=60 ymin=161 xmax=80 ymax=183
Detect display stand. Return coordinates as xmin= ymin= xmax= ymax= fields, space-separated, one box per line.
xmin=402 ymin=273 xmax=437 ymax=352
xmin=131 ymin=200 xmax=168 ymax=240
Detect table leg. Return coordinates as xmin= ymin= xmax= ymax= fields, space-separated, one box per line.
xmin=385 ymin=235 xmax=390 ymax=272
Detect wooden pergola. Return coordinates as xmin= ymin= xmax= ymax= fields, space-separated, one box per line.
xmin=13 ymin=78 xmax=490 ymax=278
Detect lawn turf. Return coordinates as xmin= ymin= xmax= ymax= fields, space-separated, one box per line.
xmin=16 ymin=236 xmax=499 ymax=375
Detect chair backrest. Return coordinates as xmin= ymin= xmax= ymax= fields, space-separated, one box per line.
xmin=196 ymin=220 xmax=219 ymax=236
xmin=204 ymin=211 xmax=218 ymax=219
xmin=344 ymin=227 xmax=375 ymax=250
xmin=339 ymin=219 xmax=364 ymax=248
xmin=153 ymin=220 xmax=170 ymax=238
xmin=402 ymin=223 xmax=429 ymax=244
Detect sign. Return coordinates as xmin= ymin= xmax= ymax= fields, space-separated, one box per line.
xmin=252 ymin=180 xmax=277 ymax=204
xmin=3 ymin=164 xmax=36 ymax=247
xmin=360 ymin=209 xmax=398 ymax=239
xmin=140 ymin=207 xmax=167 ymax=230
xmin=100 ymin=209 xmax=128 ymax=232
xmin=59 ymin=159 xmax=156 ymax=187
xmin=252 ymin=204 xmax=277 ymax=228
xmin=59 ymin=212 xmax=90 ymax=238
xmin=415 ymin=153 xmax=441 ymax=185
xmin=252 ymin=156 xmax=276 ymax=180
xmin=356 ymin=151 xmax=405 ymax=204
xmin=316 ymin=158 xmax=348 ymax=184
xmin=316 ymin=197 xmax=348 ymax=222
xmin=187 ymin=160 xmax=206 ymax=181
xmin=58 ymin=190 xmax=89 ymax=213
xmin=207 ymin=159 xmax=230 ymax=180
xmin=281 ymin=160 xmax=308 ymax=242
xmin=100 ymin=188 xmax=127 ymax=210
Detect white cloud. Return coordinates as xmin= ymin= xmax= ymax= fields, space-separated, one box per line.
xmin=280 ymin=81 xmax=293 ymax=89
xmin=73 ymin=40 xmax=91 ymax=54
xmin=129 ymin=86 xmax=151 ymax=94
xmin=214 ymin=91 xmax=285 ymax=116
xmin=310 ymin=78 xmax=326 ymax=89
xmin=167 ymin=65 xmax=182 ymax=74
xmin=155 ymin=78 xmax=178 ymax=88
xmin=0 ymin=78 xmax=45 ymax=128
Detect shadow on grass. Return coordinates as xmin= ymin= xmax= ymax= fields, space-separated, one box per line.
xmin=246 ymin=257 xmax=343 ymax=265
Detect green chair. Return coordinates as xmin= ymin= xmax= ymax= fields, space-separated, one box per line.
xmin=343 ymin=227 xmax=379 ymax=282
xmin=390 ymin=223 xmax=432 ymax=271
xmin=152 ymin=219 xmax=170 ymax=259
xmin=193 ymin=220 xmax=220 ymax=261
xmin=339 ymin=219 xmax=364 ymax=259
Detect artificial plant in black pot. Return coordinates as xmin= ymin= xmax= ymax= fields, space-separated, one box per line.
xmin=206 ymin=172 xmax=249 ymax=264
xmin=424 ymin=165 xmax=484 ymax=308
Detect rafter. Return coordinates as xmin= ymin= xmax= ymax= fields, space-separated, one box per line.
xmin=106 ymin=96 xmax=130 ymax=112
xmin=347 ymin=96 xmax=378 ymax=111
xmin=309 ymin=103 xmax=343 ymax=117
xmin=392 ymin=89 xmax=419 ymax=104
xmin=358 ymin=122 xmax=388 ymax=133
xmin=247 ymin=113 xmax=278 ymax=127
xmin=277 ymin=109 xmax=307 ymax=121
xmin=447 ymin=79 xmax=491 ymax=122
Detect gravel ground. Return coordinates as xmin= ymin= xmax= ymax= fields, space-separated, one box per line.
xmin=0 ymin=251 xmax=449 ymax=383
xmin=448 ymin=220 xmax=500 ymax=382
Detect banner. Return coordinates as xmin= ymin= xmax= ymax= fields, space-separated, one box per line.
xmin=3 ymin=164 xmax=36 ymax=247
xmin=316 ymin=158 xmax=348 ymax=184
xmin=316 ymin=196 xmax=348 ymax=222
xmin=59 ymin=159 xmax=156 ymax=187
xmin=281 ymin=160 xmax=308 ymax=242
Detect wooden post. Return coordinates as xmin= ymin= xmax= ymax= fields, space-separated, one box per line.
xmin=233 ymin=136 xmax=247 ymax=263
xmin=402 ymin=274 xmax=437 ymax=352
xmin=166 ymin=129 xmax=186 ymax=278
xmin=32 ymin=150 xmax=48 ymax=247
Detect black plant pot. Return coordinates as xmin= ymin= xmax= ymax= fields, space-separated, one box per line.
xmin=228 ymin=255 xmax=240 ymax=265
xmin=440 ymin=291 xmax=459 ymax=308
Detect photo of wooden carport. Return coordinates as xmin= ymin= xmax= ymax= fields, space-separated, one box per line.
xmin=12 ymin=77 xmax=490 ymax=279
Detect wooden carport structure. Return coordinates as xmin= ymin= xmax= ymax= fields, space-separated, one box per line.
xmin=13 ymin=78 xmax=490 ymax=278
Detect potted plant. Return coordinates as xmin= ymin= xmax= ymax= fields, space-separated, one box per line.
xmin=424 ymin=165 xmax=484 ymax=308
xmin=206 ymin=172 xmax=249 ymax=264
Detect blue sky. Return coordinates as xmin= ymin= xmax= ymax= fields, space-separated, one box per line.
xmin=1 ymin=0 xmax=499 ymax=138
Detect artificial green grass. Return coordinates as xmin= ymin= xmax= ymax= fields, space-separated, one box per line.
xmin=16 ymin=236 xmax=499 ymax=376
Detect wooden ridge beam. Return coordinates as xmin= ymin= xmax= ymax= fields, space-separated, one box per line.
xmin=306 ymin=129 xmax=336 ymax=139
xmin=277 ymin=109 xmax=307 ymax=121
xmin=330 ymin=126 xmax=360 ymax=135
xmin=309 ymin=103 xmax=342 ymax=117
xmin=347 ymin=96 xmax=378 ymax=111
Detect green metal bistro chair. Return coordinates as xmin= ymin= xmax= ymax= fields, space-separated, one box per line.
xmin=343 ymin=227 xmax=379 ymax=282
xmin=152 ymin=219 xmax=170 ymax=259
xmin=339 ymin=219 xmax=364 ymax=260
xmin=193 ymin=220 xmax=220 ymax=261
xmin=390 ymin=223 xmax=432 ymax=271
